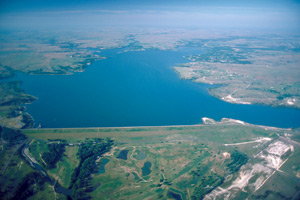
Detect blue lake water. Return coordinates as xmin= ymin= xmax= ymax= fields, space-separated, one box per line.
xmin=17 ymin=48 xmax=300 ymax=128
xmin=98 ymin=158 xmax=109 ymax=174
xmin=142 ymin=161 xmax=152 ymax=176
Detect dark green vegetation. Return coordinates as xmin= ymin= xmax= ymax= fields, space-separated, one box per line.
xmin=71 ymin=138 xmax=113 ymax=199
xmin=9 ymin=172 xmax=48 ymax=200
xmin=0 ymin=126 xmax=114 ymax=200
xmin=191 ymin=173 xmax=224 ymax=200
xmin=0 ymin=126 xmax=42 ymax=200
xmin=0 ymin=126 xmax=27 ymax=143
xmin=1 ymin=121 xmax=293 ymax=200
xmin=226 ymin=150 xmax=248 ymax=173
xmin=42 ymin=143 xmax=65 ymax=169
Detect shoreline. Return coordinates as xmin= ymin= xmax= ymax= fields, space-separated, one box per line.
xmin=24 ymin=117 xmax=294 ymax=131
xmin=173 ymin=65 xmax=300 ymax=110
xmin=2 ymin=47 xmax=299 ymax=130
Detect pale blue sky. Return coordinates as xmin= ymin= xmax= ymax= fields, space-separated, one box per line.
xmin=0 ymin=0 xmax=299 ymax=32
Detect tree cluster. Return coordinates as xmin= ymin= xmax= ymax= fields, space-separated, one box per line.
xmin=226 ymin=150 xmax=248 ymax=173
xmin=41 ymin=143 xmax=65 ymax=168
xmin=192 ymin=173 xmax=224 ymax=200
xmin=70 ymin=138 xmax=113 ymax=199
xmin=10 ymin=172 xmax=47 ymax=200
xmin=0 ymin=126 xmax=27 ymax=143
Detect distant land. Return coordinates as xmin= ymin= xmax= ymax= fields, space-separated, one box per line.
xmin=0 ymin=28 xmax=300 ymax=129
xmin=1 ymin=0 xmax=300 ymax=199
xmin=1 ymin=29 xmax=299 ymax=199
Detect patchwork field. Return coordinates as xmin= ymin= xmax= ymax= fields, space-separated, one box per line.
xmin=1 ymin=119 xmax=299 ymax=199
xmin=174 ymin=35 xmax=300 ymax=109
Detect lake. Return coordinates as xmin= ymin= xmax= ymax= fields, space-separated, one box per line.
xmin=18 ymin=48 xmax=300 ymax=128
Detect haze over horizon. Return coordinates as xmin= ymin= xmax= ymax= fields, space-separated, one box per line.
xmin=1 ymin=2 xmax=300 ymax=198
xmin=0 ymin=0 xmax=300 ymax=32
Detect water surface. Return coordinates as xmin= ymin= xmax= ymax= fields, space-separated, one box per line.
xmin=98 ymin=158 xmax=109 ymax=174
xmin=142 ymin=161 xmax=152 ymax=176
xmin=17 ymin=48 xmax=300 ymax=128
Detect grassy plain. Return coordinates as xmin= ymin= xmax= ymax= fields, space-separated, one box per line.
xmin=23 ymin=124 xmax=273 ymax=143
xmin=18 ymin=120 xmax=300 ymax=200
xmin=49 ymin=145 xmax=80 ymax=188
xmin=174 ymin=36 xmax=300 ymax=108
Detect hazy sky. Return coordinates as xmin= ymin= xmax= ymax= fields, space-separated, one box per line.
xmin=0 ymin=0 xmax=300 ymax=32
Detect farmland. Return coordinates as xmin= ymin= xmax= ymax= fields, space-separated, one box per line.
xmin=174 ymin=35 xmax=300 ymax=109
xmin=1 ymin=119 xmax=299 ymax=199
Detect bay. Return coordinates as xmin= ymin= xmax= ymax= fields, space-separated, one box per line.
xmin=18 ymin=48 xmax=300 ymax=128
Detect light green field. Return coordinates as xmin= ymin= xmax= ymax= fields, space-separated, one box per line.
xmin=48 ymin=145 xmax=80 ymax=188
xmin=1 ymin=121 xmax=299 ymax=199
xmin=17 ymin=121 xmax=300 ymax=200
xmin=22 ymin=124 xmax=273 ymax=144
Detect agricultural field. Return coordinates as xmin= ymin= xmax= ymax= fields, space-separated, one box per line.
xmin=0 ymin=28 xmax=244 ymax=79
xmin=174 ymin=35 xmax=300 ymax=109
xmin=0 ymin=30 xmax=106 ymax=77
xmin=1 ymin=118 xmax=299 ymax=199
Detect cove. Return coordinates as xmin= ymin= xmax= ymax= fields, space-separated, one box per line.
xmin=17 ymin=48 xmax=300 ymax=128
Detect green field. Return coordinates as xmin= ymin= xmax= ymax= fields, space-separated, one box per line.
xmin=173 ymin=35 xmax=300 ymax=109
xmin=0 ymin=121 xmax=292 ymax=199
